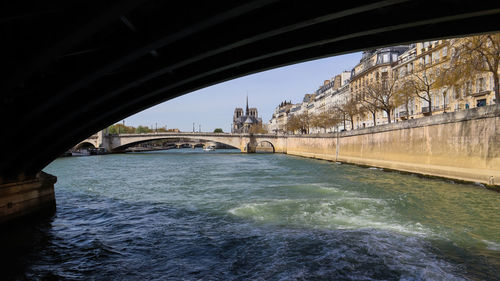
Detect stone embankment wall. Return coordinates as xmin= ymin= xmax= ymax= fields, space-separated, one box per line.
xmin=0 ymin=172 xmax=56 ymax=223
xmin=284 ymin=104 xmax=500 ymax=186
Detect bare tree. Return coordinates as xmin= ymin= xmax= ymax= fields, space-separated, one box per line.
xmin=395 ymin=81 xmax=416 ymax=119
xmin=287 ymin=111 xmax=311 ymax=134
xmin=373 ymin=74 xmax=399 ymax=123
xmin=310 ymin=113 xmax=324 ymax=133
xmin=324 ymin=108 xmax=342 ymax=131
xmin=403 ymin=62 xmax=444 ymax=115
xmin=286 ymin=114 xmax=300 ymax=134
xmin=333 ymin=103 xmax=349 ymax=130
xmin=338 ymin=98 xmax=361 ymax=130
xmin=359 ymin=94 xmax=379 ymax=126
xmin=298 ymin=111 xmax=312 ymax=134
xmin=311 ymin=109 xmax=341 ymax=133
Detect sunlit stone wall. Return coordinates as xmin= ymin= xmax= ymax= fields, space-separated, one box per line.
xmin=285 ymin=104 xmax=500 ymax=186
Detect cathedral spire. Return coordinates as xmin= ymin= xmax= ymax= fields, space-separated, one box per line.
xmin=245 ymin=94 xmax=249 ymax=115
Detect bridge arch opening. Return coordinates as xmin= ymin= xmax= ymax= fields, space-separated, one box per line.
xmin=111 ymin=136 xmax=239 ymax=152
xmin=246 ymin=140 xmax=275 ymax=153
xmin=75 ymin=142 xmax=96 ymax=150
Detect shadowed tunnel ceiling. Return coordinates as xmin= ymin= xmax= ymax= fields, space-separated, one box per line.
xmin=1 ymin=0 xmax=500 ymax=182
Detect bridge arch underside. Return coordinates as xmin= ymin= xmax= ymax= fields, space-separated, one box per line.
xmin=1 ymin=1 xmax=500 ymax=181
xmin=111 ymin=137 xmax=239 ymax=152
xmin=75 ymin=141 xmax=97 ymax=150
xmin=246 ymin=140 xmax=275 ymax=153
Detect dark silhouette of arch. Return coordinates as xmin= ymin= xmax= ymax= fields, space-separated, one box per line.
xmin=1 ymin=2 xmax=500 ymax=181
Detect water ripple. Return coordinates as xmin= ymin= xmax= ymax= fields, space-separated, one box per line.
xmin=1 ymin=149 xmax=498 ymax=280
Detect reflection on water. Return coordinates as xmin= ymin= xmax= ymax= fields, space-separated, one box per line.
xmin=1 ymin=149 xmax=499 ymax=280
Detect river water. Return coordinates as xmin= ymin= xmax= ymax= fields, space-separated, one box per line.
xmin=1 ymin=149 xmax=499 ymax=280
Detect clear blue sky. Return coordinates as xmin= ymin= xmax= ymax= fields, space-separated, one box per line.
xmin=124 ymin=52 xmax=361 ymax=132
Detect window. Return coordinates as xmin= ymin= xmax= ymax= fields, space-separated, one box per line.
xmin=477 ymin=78 xmax=485 ymax=92
xmin=442 ymin=46 xmax=447 ymax=57
xmin=425 ymin=55 xmax=430 ymax=64
xmin=383 ymin=53 xmax=390 ymax=63
xmin=433 ymin=51 xmax=439 ymax=62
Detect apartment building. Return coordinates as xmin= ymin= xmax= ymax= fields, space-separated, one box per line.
xmin=268 ymin=34 xmax=498 ymax=134
xmin=349 ymin=46 xmax=409 ymax=128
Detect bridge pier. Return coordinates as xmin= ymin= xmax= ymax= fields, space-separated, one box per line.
xmin=0 ymin=172 xmax=56 ymax=224
xmin=243 ymin=141 xmax=257 ymax=153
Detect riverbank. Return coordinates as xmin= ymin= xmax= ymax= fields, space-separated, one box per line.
xmin=283 ymin=104 xmax=500 ymax=187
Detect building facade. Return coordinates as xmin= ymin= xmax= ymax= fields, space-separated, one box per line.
xmin=350 ymin=46 xmax=409 ymax=128
xmin=268 ymin=34 xmax=498 ymax=135
xmin=268 ymin=101 xmax=293 ymax=133
xmin=392 ymin=38 xmax=498 ymax=122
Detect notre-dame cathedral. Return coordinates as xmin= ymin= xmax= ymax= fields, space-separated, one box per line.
xmin=232 ymin=96 xmax=262 ymax=133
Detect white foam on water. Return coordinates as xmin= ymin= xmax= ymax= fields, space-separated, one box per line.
xmin=482 ymin=239 xmax=500 ymax=251
xmin=228 ymin=196 xmax=430 ymax=236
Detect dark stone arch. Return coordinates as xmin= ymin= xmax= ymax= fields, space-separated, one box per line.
xmin=74 ymin=142 xmax=96 ymax=150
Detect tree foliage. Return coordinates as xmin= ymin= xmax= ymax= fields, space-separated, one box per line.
xmin=449 ymin=34 xmax=500 ymax=102
xmin=395 ymin=80 xmax=416 ymax=119
xmin=249 ymin=124 xmax=268 ymax=134
xmin=311 ymin=109 xmax=341 ymax=132
xmin=213 ymin=128 xmax=224 ymax=133
xmin=107 ymin=124 xmax=156 ymax=134
xmin=287 ymin=112 xmax=311 ymax=134
xmin=108 ymin=124 xmax=136 ymax=134
xmin=135 ymin=125 xmax=152 ymax=134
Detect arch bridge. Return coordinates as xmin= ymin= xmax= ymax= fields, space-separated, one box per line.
xmin=1 ymin=1 xmax=500 ymax=223
xmin=77 ymin=131 xmax=285 ymax=153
